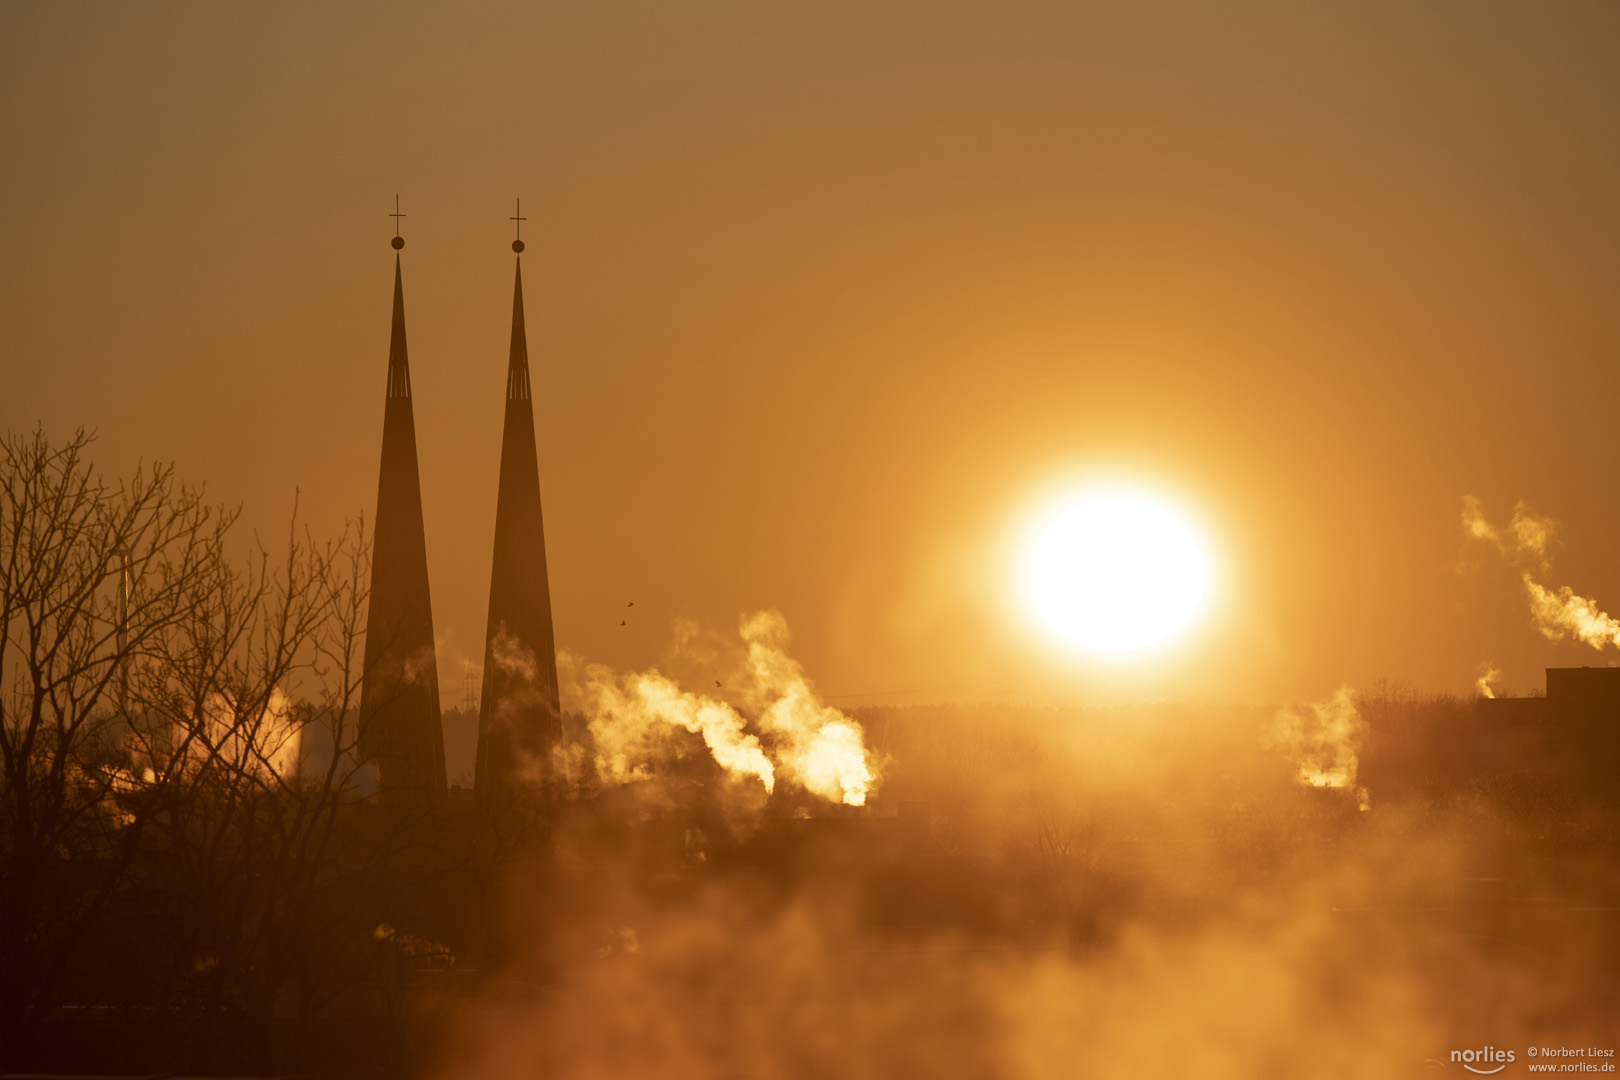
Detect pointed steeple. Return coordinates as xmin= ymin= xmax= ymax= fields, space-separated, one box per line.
xmin=506 ymin=259 xmax=532 ymax=401
xmin=360 ymin=228 xmax=447 ymax=801
xmin=387 ymin=258 xmax=412 ymax=399
xmin=475 ymin=233 xmax=562 ymax=804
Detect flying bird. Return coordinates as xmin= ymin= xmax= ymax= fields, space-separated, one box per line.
xmin=619 ymin=620 xmax=626 ymax=627
xmin=714 ymin=680 xmax=723 ymax=688
xmin=627 ymin=601 xmax=634 ymax=607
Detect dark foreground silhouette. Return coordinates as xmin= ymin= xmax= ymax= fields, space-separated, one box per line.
xmin=4 ymin=680 xmax=1617 ymax=1079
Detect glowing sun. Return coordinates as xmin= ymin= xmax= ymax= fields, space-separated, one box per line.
xmin=1028 ymin=495 xmax=1208 ymax=652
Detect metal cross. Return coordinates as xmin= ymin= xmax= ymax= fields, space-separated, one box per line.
xmin=510 ymin=198 xmax=526 ymax=240
xmin=389 ymin=194 xmax=406 ymax=236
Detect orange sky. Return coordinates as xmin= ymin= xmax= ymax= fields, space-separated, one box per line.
xmin=6 ymin=2 xmax=1620 ymax=708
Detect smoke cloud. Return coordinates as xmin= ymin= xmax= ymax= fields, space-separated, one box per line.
xmin=430 ymin=695 xmax=1620 ymax=1080
xmin=190 ymin=686 xmax=300 ymax=780
xmin=1263 ymin=686 xmax=1369 ymax=809
xmin=1463 ymin=497 xmax=1620 ymax=652
xmin=562 ymin=611 xmax=875 ymax=806
xmin=1522 ymin=575 xmax=1620 ymax=649
xmin=577 ymin=666 xmax=776 ymax=793
xmin=403 ymin=645 xmax=439 ymax=688
xmin=738 ymin=611 xmax=874 ymax=806
xmin=1474 ymin=663 xmax=1501 ymax=699
xmin=490 ymin=626 xmax=539 ymax=682
xmin=1460 ymin=495 xmax=1554 ymax=569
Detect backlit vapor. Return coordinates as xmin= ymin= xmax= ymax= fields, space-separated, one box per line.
xmin=436 ymin=692 xmax=1620 ymax=1080
xmin=574 ymin=665 xmax=776 ymax=793
xmin=1264 ymin=686 xmax=1370 ymax=808
xmin=562 ymin=611 xmax=875 ymax=806
xmin=1463 ymin=497 xmax=1620 ymax=651
xmin=1522 ymin=575 xmax=1620 ymax=649
xmin=189 ymin=687 xmax=300 ymax=780
xmin=1460 ymin=495 xmax=1554 ymax=569
xmin=738 ymin=610 xmax=874 ymax=806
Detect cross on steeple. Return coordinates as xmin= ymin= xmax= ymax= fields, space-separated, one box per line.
xmin=510 ymin=198 xmax=527 ymax=253
xmin=389 ymin=195 xmax=406 ymax=250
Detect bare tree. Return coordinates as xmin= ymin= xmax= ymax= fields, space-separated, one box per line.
xmin=0 ymin=428 xmax=237 ymax=1065
xmin=127 ymin=503 xmax=385 ymax=1073
xmin=0 ymin=429 xmax=459 ymax=1076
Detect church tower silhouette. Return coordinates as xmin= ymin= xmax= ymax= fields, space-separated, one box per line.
xmin=474 ymin=217 xmax=562 ymax=803
xmin=359 ymin=213 xmax=447 ymax=800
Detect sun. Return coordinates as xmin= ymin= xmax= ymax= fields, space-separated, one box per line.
xmin=1027 ymin=494 xmax=1208 ymax=652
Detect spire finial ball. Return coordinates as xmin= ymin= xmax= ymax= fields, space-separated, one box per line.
xmin=391 ymin=236 xmax=405 ymax=250
xmin=512 ymin=239 xmax=525 ymax=254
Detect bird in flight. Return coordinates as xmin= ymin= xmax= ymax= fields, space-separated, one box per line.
xmin=714 ymin=680 xmax=723 ymax=688
xmin=627 ymin=601 xmax=634 ymax=607
xmin=619 ymin=620 xmax=627 ymax=627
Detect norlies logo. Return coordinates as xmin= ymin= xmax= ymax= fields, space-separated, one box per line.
xmin=1453 ymin=1046 xmax=1516 ymax=1074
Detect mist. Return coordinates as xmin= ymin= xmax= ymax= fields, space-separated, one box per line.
xmin=424 ymin=687 xmax=1619 ymax=1079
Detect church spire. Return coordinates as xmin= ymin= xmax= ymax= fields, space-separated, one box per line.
xmin=386 ymin=258 xmax=411 ymax=399
xmin=475 ymin=208 xmax=561 ymax=804
xmin=505 ymin=260 xmax=532 ymax=401
xmin=360 ymin=209 xmax=448 ymax=801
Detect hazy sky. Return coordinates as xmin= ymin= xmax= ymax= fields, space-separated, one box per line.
xmin=6 ymin=1 xmax=1620 ymax=707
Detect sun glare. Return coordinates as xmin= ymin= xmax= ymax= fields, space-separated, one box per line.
xmin=1028 ymin=495 xmax=1208 ymax=652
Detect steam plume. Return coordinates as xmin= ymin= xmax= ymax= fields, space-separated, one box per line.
xmin=1474 ymin=663 xmax=1501 ymax=700
xmin=738 ymin=611 xmax=874 ymax=806
xmin=1522 ymin=575 xmax=1620 ymax=649
xmin=1461 ymin=495 xmax=1553 ymax=569
xmin=1462 ymin=497 xmax=1620 ymax=652
xmin=491 ymin=626 xmax=539 ymax=682
xmin=564 ymin=611 xmax=875 ymax=806
xmin=581 ymin=667 xmax=776 ymax=793
xmin=1460 ymin=494 xmax=1498 ymax=547
xmin=1264 ymin=686 xmax=1369 ymax=809
xmin=188 ymin=687 xmax=300 ymax=779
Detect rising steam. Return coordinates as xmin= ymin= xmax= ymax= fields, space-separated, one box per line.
xmin=1474 ymin=663 xmax=1501 ymax=700
xmin=490 ymin=626 xmax=540 ymax=682
xmin=1462 ymin=497 xmax=1620 ymax=651
xmin=1522 ymin=576 xmax=1620 ymax=649
xmin=1264 ymin=686 xmax=1370 ymax=809
xmin=188 ymin=687 xmax=300 ymax=780
xmin=1460 ymin=494 xmax=1554 ymax=570
xmin=578 ymin=667 xmax=777 ymax=793
xmin=563 ymin=611 xmax=875 ymax=806
xmin=738 ymin=611 xmax=874 ymax=806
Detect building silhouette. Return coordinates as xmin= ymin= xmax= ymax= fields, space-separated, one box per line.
xmin=358 ymin=233 xmax=448 ymax=799
xmin=1476 ymin=666 xmax=1620 ymax=790
xmin=474 ymin=238 xmax=562 ymax=802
